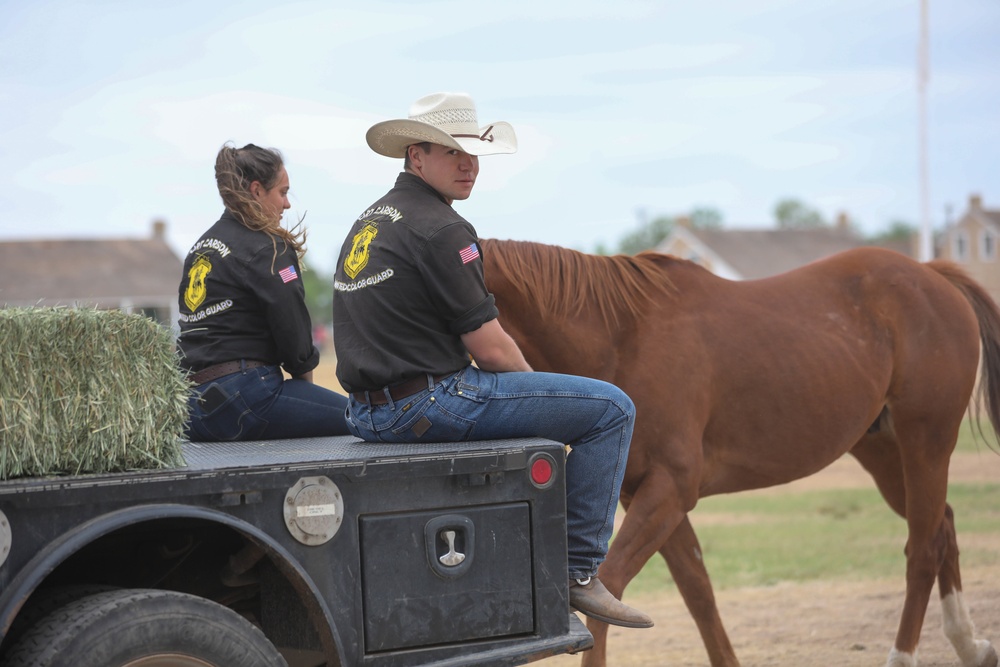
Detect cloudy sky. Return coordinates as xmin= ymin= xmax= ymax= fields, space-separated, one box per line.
xmin=1 ymin=0 xmax=997 ymax=272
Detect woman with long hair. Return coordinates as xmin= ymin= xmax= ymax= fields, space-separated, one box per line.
xmin=177 ymin=142 xmax=348 ymax=441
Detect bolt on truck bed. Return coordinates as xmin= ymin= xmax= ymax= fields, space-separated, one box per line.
xmin=0 ymin=435 xmax=592 ymax=666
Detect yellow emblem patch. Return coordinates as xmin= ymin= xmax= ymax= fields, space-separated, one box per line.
xmin=184 ymin=255 xmax=212 ymax=311
xmin=344 ymin=223 xmax=378 ymax=279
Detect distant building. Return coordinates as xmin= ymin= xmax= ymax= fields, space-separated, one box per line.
xmin=0 ymin=220 xmax=182 ymax=326
xmin=655 ymin=214 xmax=915 ymax=280
xmin=936 ymin=194 xmax=1000 ymax=306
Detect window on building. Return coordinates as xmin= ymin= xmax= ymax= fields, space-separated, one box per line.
xmin=953 ymin=231 xmax=969 ymax=262
xmin=980 ymin=229 xmax=997 ymax=262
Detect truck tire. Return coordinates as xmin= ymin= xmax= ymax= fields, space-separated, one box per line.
xmin=3 ymin=588 xmax=288 ymax=667
xmin=0 ymin=584 xmax=119 ymax=661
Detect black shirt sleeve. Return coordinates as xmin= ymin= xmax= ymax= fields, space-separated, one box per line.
xmin=417 ymin=223 xmax=499 ymax=335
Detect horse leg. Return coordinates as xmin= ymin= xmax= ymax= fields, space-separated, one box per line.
xmin=851 ymin=428 xmax=940 ymax=667
xmin=851 ymin=424 xmax=995 ymax=667
xmin=936 ymin=503 xmax=999 ymax=667
xmin=591 ymin=503 xmax=738 ymax=667
xmin=659 ymin=515 xmax=740 ymax=667
xmin=581 ymin=470 xmax=697 ymax=667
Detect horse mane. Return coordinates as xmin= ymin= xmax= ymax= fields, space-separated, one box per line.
xmin=480 ymin=238 xmax=677 ymax=328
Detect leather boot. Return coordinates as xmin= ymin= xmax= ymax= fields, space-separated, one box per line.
xmin=568 ymin=576 xmax=654 ymax=628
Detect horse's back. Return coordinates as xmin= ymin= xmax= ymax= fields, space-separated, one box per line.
xmin=634 ymin=245 xmax=983 ymax=494
xmin=708 ymin=247 xmax=980 ymax=336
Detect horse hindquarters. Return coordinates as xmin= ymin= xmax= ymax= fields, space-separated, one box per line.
xmin=850 ymin=292 xmax=997 ymax=665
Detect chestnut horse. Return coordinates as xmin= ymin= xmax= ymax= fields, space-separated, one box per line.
xmin=480 ymin=238 xmax=1000 ymax=667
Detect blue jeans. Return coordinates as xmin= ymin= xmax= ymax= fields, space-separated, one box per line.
xmin=345 ymin=365 xmax=634 ymax=579
xmin=186 ymin=363 xmax=350 ymax=442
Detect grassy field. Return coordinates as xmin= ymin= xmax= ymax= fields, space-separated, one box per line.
xmin=629 ymin=481 xmax=1000 ymax=593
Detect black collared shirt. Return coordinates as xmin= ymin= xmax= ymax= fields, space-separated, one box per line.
xmin=177 ymin=211 xmax=319 ymax=377
xmin=332 ymin=172 xmax=499 ymax=393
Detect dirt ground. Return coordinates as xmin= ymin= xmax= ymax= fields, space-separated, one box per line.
xmin=545 ymin=452 xmax=1000 ymax=667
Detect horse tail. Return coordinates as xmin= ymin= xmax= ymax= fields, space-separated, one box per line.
xmin=928 ymin=259 xmax=1000 ymax=447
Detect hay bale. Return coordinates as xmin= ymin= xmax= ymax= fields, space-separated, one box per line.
xmin=0 ymin=308 xmax=190 ymax=479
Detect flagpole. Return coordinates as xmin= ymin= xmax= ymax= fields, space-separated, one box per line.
xmin=918 ymin=0 xmax=932 ymax=261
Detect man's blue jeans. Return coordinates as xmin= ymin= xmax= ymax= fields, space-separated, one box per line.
xmin=346 ymin=364 xmax=634 ymax=580
xmin=186 ymin=363 xmax=350 ymax=441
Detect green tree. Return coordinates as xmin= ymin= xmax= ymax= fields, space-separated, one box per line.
xmin=300 ymin=258 xmax=333 ymax=328
xmin=616 ymin=206 xmax=725 ymax=255
xmin=593 ymin=241 xmax=612 ymax=256
xmin=866 ymin=219 xmax=916 ymax=245
xmin=689 ymin=206 xmax=724 ymax=230
xmin=618 ymin=215 xmax=675 ymax=255
xmin=774 ymin=198 xmax=827 ymax=229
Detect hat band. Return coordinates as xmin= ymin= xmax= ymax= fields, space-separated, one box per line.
xmin=451 ymin=125 xmax=495 ymax=143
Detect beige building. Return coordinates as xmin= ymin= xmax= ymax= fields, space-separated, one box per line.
xmin=0 ymin=221 xmax=182 ymax=326
xmin=937 ymin=194 xmax=1000 ymax=306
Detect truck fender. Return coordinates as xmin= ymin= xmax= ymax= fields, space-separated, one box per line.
xmin=0 ymin=503 xmax=345 ymax=665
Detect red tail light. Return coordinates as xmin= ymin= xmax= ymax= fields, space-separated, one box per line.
xmin=528 ymin=452 xmax=557 ymax=489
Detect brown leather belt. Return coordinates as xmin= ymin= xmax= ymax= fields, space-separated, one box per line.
xmin=189 ymin=360 xmax=268 ymax=385
xmin=353 ymin=373 xmax=453 ymax=406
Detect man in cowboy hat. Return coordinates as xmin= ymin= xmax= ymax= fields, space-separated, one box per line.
xmin=332 ymin=92 xmax=652 ymax=629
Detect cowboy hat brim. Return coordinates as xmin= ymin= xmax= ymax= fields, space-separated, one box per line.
xmin=366 ymin=119 xmax=517 ymax=158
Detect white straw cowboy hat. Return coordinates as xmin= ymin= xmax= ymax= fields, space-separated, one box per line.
xmin=366 ymin=92 xmax=517 ymax=159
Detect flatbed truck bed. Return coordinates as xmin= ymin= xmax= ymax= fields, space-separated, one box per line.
xmin=0 ymin=435 xmax=592 ymax=666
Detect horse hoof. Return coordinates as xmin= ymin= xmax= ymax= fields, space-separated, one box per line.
xmin=978 ymin=642 xmax=999 ymax=667
xmin=885 ymin=648 xmax=916 ymax=667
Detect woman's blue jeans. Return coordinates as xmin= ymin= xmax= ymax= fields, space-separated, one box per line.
xmin=186 ymin=363 xmax=350 ymax=442
xmin=346 ymin=365 xmax=634 ymax=580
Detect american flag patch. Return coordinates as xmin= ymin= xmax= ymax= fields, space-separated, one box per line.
xmin=459 ymin=243 xmax=480 ymax=264
xmin=278 ymin=265 xmax=298 ymax=283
